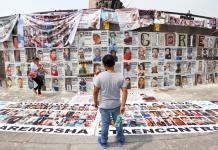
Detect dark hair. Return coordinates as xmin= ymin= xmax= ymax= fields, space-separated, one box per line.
xmin=50 ymin=49 xmax=56 ymax=53
xmin=102 ymin=54 xmax=115 ymax=67
xmin=33 ymin=57 xmax=39 ymax=61
xmin=125 ymin=77 xmax=131 ymax=80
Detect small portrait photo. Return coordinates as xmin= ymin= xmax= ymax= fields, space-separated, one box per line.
xmin=37 ymin=50 xmax=43 ymax=61
xmin=17 ymin=78 xmax=23 ymax=88
xmin=79 ymin=78 xmax=87 ymax=92
xmin=138 ymin=63 xmax=145 ymax=76
xmin=13 ymin=36 xmax=19 ymax=49
xmin=124 ymin=47 xmax=132 ymax=60
xmin=124 ymin=31 xmax=132 ymax=45
xmin=109 ymin=32 xmax=116 ymax=47
xmin=172 ymin=117 xmax=186 ymax=126
xmin=176 ymin=48 xmax=182 ymax=60
xmin=175 ymin=62 xmax=181 ymax=73
xmin=6 ymin=77 xmax=13 ymax=88
xmin=165 ymin=48 xmax=171 ymax=59
xmin=92 ymin=33 xmax=101 ymax=45
xmin=175 ymin=75 xmax=182 ymax=86
xmin=78 ymin=48 xmax=85 ymax=60
xmin=52 ymin=78 xmax=59 ymax=92
xmin=187 ymin=48 xmax=193 ymax=59
xmin=93 ymin=63 xmax=103 ymax=76
xmin=14 ymin=50 xmax=21 ymax=62
xmin=63 ymin=48 xmax=71 ymax=61
xmin=50 ymin=49 xmax=57 ymax=61
xmin=138 ymin=47 xmax=145 ymax=60
xmin=152 ymin=48 xmax=159 ymax=59
xmin=110 ymin=50 xmax=118 ymax=62
xmin=151 ymin=77 xmax=158 ymax=87
xmin=195 ymin=74 xmax=203 ymax=85
xmin=151 ymin=63 xmax=158 ymax=74
xmin=138 ymin=77 xmax=145 ymax=89
xmin=65 ymin=64 xmax=72 ymax=76
xmin=93 ymin=47 xmax=102 ymax=62
xmin=51 ymin=65 xmax=59 ymax=76
xmin=3 ymin=41 xmax=9 ymax=49
xmin=202 ymin=48 xmax=208 ymax=59
xmin=65 ymin=78 xmax=72 ymax=91
xmin=6 ymin=64 xmax=12 ymax=76
xmin=181 ymin=76 xmax=188 ymax=87
xmin=125 ymin=77 xmax=131 ymax=89
xmin=16 ymin=66 xmax=22 ymax=76
xmin=164 ymin=62 xmax=170 ymax=72
xmin=79 ymin=63 xmax=87 ymax=75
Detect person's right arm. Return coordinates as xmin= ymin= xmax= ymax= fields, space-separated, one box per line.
xmin=120 ymin=87 xmax=128 ymax=114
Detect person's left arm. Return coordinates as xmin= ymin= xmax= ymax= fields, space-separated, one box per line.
xmin=93 ymin=85 xmax=100 ymax=108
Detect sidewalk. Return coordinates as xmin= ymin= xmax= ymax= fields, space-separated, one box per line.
xmin=0 ymin=85 xmax=218 ymax=150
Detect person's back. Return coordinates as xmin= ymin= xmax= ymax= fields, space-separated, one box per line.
xmin=95 ymin=71 xmax=124 ymax=109
xmin=93 ymin=54 xmax=128 ymax=149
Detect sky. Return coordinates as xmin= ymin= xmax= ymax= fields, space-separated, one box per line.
xmin=0 ymin=0 xmax=217 ymax=17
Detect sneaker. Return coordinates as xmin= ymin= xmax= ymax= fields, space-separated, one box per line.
xmin=117 ymin=139 xmax=125 ymax=147
xmin=32 ymin=89 xmax=37 ymax=95
xmin=37 ymin=94 xmax=43 ymax=97
xmin=98 ymin=137 xmax=107 ymax=149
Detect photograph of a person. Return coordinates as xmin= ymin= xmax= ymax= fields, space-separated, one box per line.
xmin=109 ymin=32 xmax=116 ymax=47
xmin=17 ymin=78 xmax=23 ymax=88
xmin=65 ymin=64 xmax=72 ymax=76
xmin=175 ymin=75 xmax=182 ymax=86
xmin=14 ymin=50 xmax=21 ymax=62
xmin=50 ymin=49 xmax=57 ymax=61
xmin=181 ymin=76 xmax=188 ymax=87
xmin=6 ymin=64 xmax=12 ymax=76
xmin=124 ymin=47 xmax=132 ymax=60
xmin=164 ymin=62 xmax=170 ymax=72
xmin=26 ymin=48 xmax=36 ymax=62
xmin=65 ymin=78 xmax=72 ymax=91
xmin=93 ymin=47 xmax=102 ymax=62
xmin=151 ymin=63 xmax=158 ymax=74
xmin=79 ymin=78 xmax=86 ymax=92
xmin=125 ymin=77 xmax=131 ymax=89
xmin=151 ymin=77 xmax=158 ymax=87
xmin=123 ymin=31 xmax=132 ymax=45
xmin=138 ymin=63 xmax=145 ymax=76
xmin=52 ymin=78 xmax=59 ymax=91
xmin=79 ymin=63 xmax=87 ymax=75
xmin=16 ymin=66 xmax=22 ymax=76
xmin=93 ymin=33 xmax=101 ymax=45
xmin=13 ymin=36 xmax=19 ymax=49
xmin=110 ymin=50 xmax=118 ymax=62
xmin=3 ymin=41 xmax=9 ymax=49
xmin=51 ymin=65 xmax=59 ymax=76
xmin=187 ymin=48 xmax=193 ymax=59
xmin=78 ymin=48 xmax=85 ymax=60
xmin=152 ymin=48 xmax=159 ymax=59
xmin=138 ymin=47 xmax=145 ymax=60
xmin=138 ymin=77 xmax=145 ymax=89
xmin=6 ymin=77 xmax=13 ymax=88
xmin=176 ymin=49 xmax=182 ymax=60
xmin=63 ymin=48 xmax=71 ymax=61
xmin=176 ymin=62 xmax=181 ymax=73
xmin=195 ymin=74 xmax=203 ymax=85
xmin=37 ymin=50 xmax=43 ymax=61
xmin=94 ymin=63 xmax=103 ymax=76
xmin=165 ymin=48 xmax=171 ymax=59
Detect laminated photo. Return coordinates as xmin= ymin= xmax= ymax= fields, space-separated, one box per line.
xmin=79 ymin=77 xmax=93 ymax=93
xmin=196 ymin=60 xmax=205 ymax=74
xmin=5 ymin=63 xmax=15 ymax=77
xmin=70 ymin=47 xmax=78 ymax=61
xmin=93 ymin=47 xmax=108 ymax=62
xmin=92 ymin=31 xmax=108 ymax=47
xmin=165 ymin=48 xmax=172 ymax=60
xmin=123 ymin=62 xmax=138 ymax=77
xmin=78 ymin=47 xmax=92 ymax=61
xmin=78 ymin=61 xmax=93 ymax=77
xmin=138 ymin=62 xmax=146 ymax=76
xmin=64 ymin=63 xmax=73 ymax=77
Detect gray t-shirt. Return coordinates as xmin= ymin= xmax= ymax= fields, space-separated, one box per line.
xmin=94 ymin=71 xmax=126 ymax=109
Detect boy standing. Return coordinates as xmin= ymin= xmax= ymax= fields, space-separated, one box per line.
xmin=93 ymin=55 xmax=128 ymax=149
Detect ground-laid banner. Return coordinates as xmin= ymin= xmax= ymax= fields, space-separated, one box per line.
xmin=0 ymin=100 xmax=218 ymax=136
xmin=0 ymin=15 xmax=18 ymax=43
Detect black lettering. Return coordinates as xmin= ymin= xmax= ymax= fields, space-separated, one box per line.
xmin=18 ymin=127 xmax=29 ymax=131
xmin=213 ymin=126 xmax=218 ymax=131
xmin=123 ymin=129 xmax=131 ymax=134
xmin=142 ymin=129 xmax=154 ymax=133
xmin=179 ymin=35 xmax=186 ymax=46
xmin=109 ymin=129 xmax=117 ymax=134
xmin=178 ymin=127 xmax=191 ymax=132
xmin=167 ymin=128 xmax=178 ymax=132
xmin=42 ymin=128 xmax=53 ymax=133
xmin=0 ymin=126 xmax=7 ymax=130
xmin=54 ymin=128 xmax=64 ymax=133
xmin=155 ymin=128 xmax=166 ymax=133
xmin=28 ymin=127 xmax=42 ymax=132
xmin=189 ymin=127 xmax=200 ymax=131
xmin=7 ymin=126 xmax=19 ymax=131
xmin=77 ymin=129 xmax=88 ymax=134
xmin=65 ymin=129 xmax=77 ymax=134
xmin=132 ymin=129 xmax=142 ymax=134
xmin=141 ymin=33 xmax=150 ymax=46
xmin=200 ymin=127 xmax=213 ymax=131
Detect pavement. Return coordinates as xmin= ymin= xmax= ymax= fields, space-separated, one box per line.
xmin=0 ymin=84 xmax=218 ymax=150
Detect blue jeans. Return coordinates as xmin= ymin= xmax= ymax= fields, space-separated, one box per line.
xmin=99 ymin=106 xmax=125 ymax=144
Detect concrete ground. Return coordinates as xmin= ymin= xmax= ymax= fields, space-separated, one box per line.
xmin=0 ymin=84 xmax=218 ymax=150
